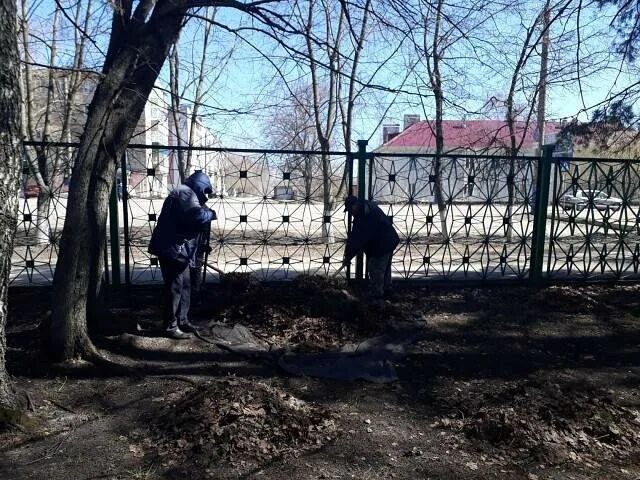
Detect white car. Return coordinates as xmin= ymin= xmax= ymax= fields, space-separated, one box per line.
xmin=559 ymin=189 xmax=623 ymax=212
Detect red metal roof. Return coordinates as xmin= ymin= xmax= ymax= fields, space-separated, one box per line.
xmin=379 ymin=120 xmax=562 ymax=153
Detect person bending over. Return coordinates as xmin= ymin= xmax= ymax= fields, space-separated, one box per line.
xmin=148 ymin=171 xmax=216 ymax=339
xmin=343 ymin=195 xmax=399 ymax=298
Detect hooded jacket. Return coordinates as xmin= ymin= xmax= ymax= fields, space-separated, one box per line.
xmin=148 ymin=171 xmax=216 ymax=266
xmin=344 ymin=199 xmax=399 ymax=262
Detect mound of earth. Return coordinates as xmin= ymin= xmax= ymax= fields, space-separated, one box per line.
xmin=199 ymin=274 xmax=405 ymax=352
xmin=150 ymin=379 xmax=338 ymax=472
xmin=432 ymin=380 xmax=640 ymax=466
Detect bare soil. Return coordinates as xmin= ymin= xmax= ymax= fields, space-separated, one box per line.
xmin=2 ymin=279 xmax=640 ymax=479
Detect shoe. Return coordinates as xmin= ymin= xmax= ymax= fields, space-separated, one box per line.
xmin=166 ymin=327 xmax=191 ymax=340
xmin=179 ymin=322 xmax=200 ymax=334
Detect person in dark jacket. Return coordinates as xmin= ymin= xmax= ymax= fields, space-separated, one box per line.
xmin=148 ymin=171 xmax=216 ymax=339
xmin=343 ymin=196 xmax=399 ymax=298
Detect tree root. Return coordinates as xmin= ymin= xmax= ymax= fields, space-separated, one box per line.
xmin=83 ymin=348 xmax=144 ymax=378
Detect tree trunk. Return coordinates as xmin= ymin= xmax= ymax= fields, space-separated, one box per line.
xmin=321 ymin=150 xmax=334 ymax=243
xmin=431 ymin=0 xmax=448 ymax=241
xmin=305 ymin=155 xmax=313 ymax=199
xmin=35 ymin=190 xmax=52 ymax=244
xmin=506 ymin=99 xmax=517 ymax=241
xmin=536 ymin=1 xmax=550 ymax=156
xmin=169 ymin=45 xmax=186 ymax=183
xmin=50 ymin=8 xmax=185 ymax=360
xmin=0 ymin=0 xmax=21 ymax=408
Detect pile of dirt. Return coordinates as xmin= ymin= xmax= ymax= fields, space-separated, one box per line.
xmin=529 ymin=285 xmax=604 ymax=314
xmin=203 ymin=274 xmax=401 ymax=352
xmin=151 ymin=379 xmax=338 ymax=471
xmin=218 ymin=272 xmax=261 ymax=294
xmin=432 ymin=380 xmax=640 ymax=466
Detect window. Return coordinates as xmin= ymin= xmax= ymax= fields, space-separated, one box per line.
xmin=151 ymin=142 xmax=160 ymax=166
xmin=465 ymin=158 xmax=475 ymax=171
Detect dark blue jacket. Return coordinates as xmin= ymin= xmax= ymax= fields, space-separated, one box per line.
xmin=344 ymin=199 xmax=399 ymax=261
xmin=148 ymin=171 xmax=216 ymax=266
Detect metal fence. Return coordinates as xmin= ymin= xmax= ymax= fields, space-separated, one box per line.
xmin=120 ymin=145 xmax=351 ymax=283
xmin=11 ymin=143 xmax=73 ymax=285
xmin=369 ymin=150 xmax=536 ymax=280
xmin=546 ymin=157 xmax=640 ymax=280
xmin=10 ymin=140 xmax=640 ymax=285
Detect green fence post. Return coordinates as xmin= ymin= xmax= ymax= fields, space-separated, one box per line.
xmin=109 ymin=174 xmax=121 ymax=287
xmin=530 ymin=145 xmax=554 ymax=283
xmin=355 ymin=139 xmax=368 ymax=280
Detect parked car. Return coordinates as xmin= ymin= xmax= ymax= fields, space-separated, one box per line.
xmin=559 ymin=189 xmax=623 ymax=212
xmin=23 ymin=183 xmax=40 ymax=198
xmin=273 ymin=186 xmax=296 ymax=201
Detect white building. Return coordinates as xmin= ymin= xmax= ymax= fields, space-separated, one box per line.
xmin=167 ymin=105 xmax=227 ymax=195
xmin=127 ymin=88 xmax=172 ymax=198
xmin=27 ymin=68 xmax=232 ymax=199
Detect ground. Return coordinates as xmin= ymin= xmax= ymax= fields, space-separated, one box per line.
xmin=2 ymin=279 xmax=640 ymax=479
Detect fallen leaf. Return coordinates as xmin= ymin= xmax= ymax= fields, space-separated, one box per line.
xmin=129 ymin=444 xmax=144 ymax=458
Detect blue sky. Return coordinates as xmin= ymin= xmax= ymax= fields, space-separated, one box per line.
xmin=24 ymin=0 xmax=636 ymax=149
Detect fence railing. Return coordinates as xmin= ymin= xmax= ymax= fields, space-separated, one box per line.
xmin=10 ymin=140 xmax=640 ymax=285
xmin=368 ymin=150 xmax=538 ymax=281
xmin=546 ymin=155 xmax=640 ymax=280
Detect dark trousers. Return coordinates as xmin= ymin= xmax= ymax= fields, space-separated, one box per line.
xmin=159 ymin=258 xmax=191 ymax=331
xmin=366 ymin=252 xmax=393 ymax=297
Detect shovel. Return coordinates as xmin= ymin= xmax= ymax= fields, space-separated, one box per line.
xmin=332 ymin=264 xmax=347 ymax=277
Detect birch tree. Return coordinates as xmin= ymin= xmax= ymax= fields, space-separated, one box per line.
xmin=0 ymin=0 xmax=22 ymax=408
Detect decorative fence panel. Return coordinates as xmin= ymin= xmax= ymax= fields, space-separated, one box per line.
xmin=121 ymin=146 xmax=352 ymax=283
xmin=368 ymin=152 xmax=537 ymax=280
xmin=10 ymin=141 xmax=640 ymax=285
xmin=546 ymin=157 xmax=640 ymax=280
xmin=10 ymin=144 xmax=74 ymax=285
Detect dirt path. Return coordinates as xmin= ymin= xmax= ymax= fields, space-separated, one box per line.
xmin=2 ymin=282 xmax=640 ymax=479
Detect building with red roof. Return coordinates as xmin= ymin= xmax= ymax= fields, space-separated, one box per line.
xmin=369 ymin=118 xmax=567 ymax=205
xmin=376 ymin=118 xmax=564 ymax=155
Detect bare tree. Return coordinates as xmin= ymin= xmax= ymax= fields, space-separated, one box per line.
xmin=289 ymin=0 xmax=374 ymax=241
xmin=337 ymin=0 xmax=372 ymax=155
xmin=19 ymin=0 xmax=94 ymax=244
xmin=424 ymin=0 xmax=449 ymax=240
xmin=169 ymin=8 xmax=217 ymax=182
xmin=503 ymin=1 xmax=552 ymax=240
xmin=303 ymin=0 xmax=343 ymax=242
xmin=499 ymin=0 xmax=600 ymax=239
xmin=169 ymin=7 xmax=237 ymax=184
xmin=263 ymin=82 xmax=322 ymax=198
xmin=49 ymin=0 xmax=291 ymax=361
xmin=0 ymin=0 xmax=22 ymax=408
xmin=389 ymin=0 xmax=493 ymax=240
